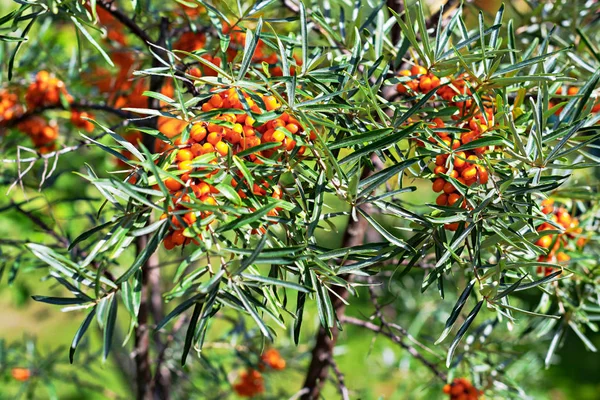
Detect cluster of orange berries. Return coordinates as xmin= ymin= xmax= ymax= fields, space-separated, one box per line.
xmin=0 ymin=89 xmax=24 ymax=124
xmin=25 ymin=71 xmax=72 ymax=109
xmin=233 ymin=349 xmax=286 ymax=397
xmin=443 ymin=378 xmax=482 ymax=400
xmin=17 ymin=116 xmax=59 ymax=153
xmin=70 ymin=110 xmax=95 ymax=132
xmin=396 ymin=65 xmax=496 ymax=231
xmin=396 ymin=65 xmax=441 ymax=94
xmin=549 ymin=86 xmax=600 ymax=115
xmin=431 ymin=110 xmax=493 ymax=230
xmin=160 ymin=88 xmax=306 ymax=249
xmin=536 ymin=199 xmax=586 ymax=276
xmin=1 ymin=71 xmax=94 ymax=152
xmin=11 ymin=367 xmax=31 ymax=382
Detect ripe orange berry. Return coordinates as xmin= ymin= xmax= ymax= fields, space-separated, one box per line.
xmin=411 ymin=65 xmax=427 ymax=75
xmin=207 ymin=131 xmax=221 ymax=145
xmin=163 ymin=234 xmax=175 ymax=250
xmin=183 ymin=212 xmax=197 ymax=225
xmin=461 ymin=166 xmax=477 ymax=180
xmin=443 ymin=181 xmax=456 ymax=194
xmin=419 ymin=75 xmax=432 ymax=91
xmin=434 ymin=166 xmax=447 ymax=175
xmin=172 ymin=230 xmax=186 ymax=245
xmin=454 ymin=151 xmax=466 ymax=169
xmin=448 ymin=193 xmax=461 ymax=206
xmin=165 ymin=178 xmax=182 ymax=191
xmin=476 ymin=165 xmax=489 ymax=184
xmin=178 ymin=160 xmax=193 ymax=172
xmin=536 ymin=235 xmax=553 ymax=248
xmin=272 ymin=130 xmax=286 ymax=142
xmin=215 ymin=141 xmax=229 ymax=156
xmin=557 ymin=252 xmax=570 ymax=262
xmin=190 ymin=124 xmax=207 ymax=142
xmin=176 ymin=149 xmax=194 ymax=162
xmin=432 ymin=178 xmax=446 ymax=192
xmin=11 ymin=368 xmax=31 ymax=382
xmin=436 ymin=193 xmax=448 ymax=206
xmin=444 ymin=222 xmax=459 ymax=231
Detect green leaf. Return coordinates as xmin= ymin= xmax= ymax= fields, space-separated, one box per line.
xmin=116 ymin=221 xmax=169 ymax=284
xmin=436 ymin=280 xmax=475 ymax=344
xmin=70 ymin=307 xmax=96 ymax=364
xmin=446 ymin=300 xmax=483 ymax=367
xmin=233 ymin=284 xmax=273 ymax=340
xmin=181 ymin=301 xmax=203 ymax=365
xmin=103 ymin=294 xmax=118 ymax=361
xmin=70 ymin=16 xmax=114 ymax=67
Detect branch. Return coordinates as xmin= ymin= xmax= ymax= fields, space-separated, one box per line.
xmin=96 ymin=0 xmax=154 ymax=47
xmin=342 ymin=316 xmax=447 ymax=381
xmin=1 ymin=101 xmax=137 ymax=130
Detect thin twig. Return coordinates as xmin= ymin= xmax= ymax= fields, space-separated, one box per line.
xmin=96 ymin=0 xmax=154 ymax=47
xmin=342 ymin=316 xmax=447 ymax=381
xmin=328 ymin=356 xmax=350 ymax=400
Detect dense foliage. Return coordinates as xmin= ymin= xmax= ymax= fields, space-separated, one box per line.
xmin=1 ymin=0 xmax=600 ymax=399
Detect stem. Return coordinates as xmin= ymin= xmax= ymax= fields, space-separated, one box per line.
xmin=342 ymin=316 xmax=447 ymax=381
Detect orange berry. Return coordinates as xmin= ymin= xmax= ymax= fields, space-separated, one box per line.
xmin=436 ymin=193 xmax=448 ymax=206
xmin=178 ymin=160 xmax=193 ymax=172
xmin=445 ymin=222 xmax=459 ymax=231
xmin=172 ymin=230 xmax=185 ymax=245
xmin=272 ymin=130 xmax=285 ymax=142
xmin=207 ymin=131 xmax=221 ymax=146
xmin=443 ymin=181 xmax=456 ymax=194
xmin=454 ymin=151 xmax=466 ymax=169
xmin=176 ymin=149 xmax=194 ymax=162
xmin=190 ymin=124 xmax=207 ymax=142
xmin=536 ymin=235 xmax=553 ymax=248
xmin=434 ymin=166 xmax=447 ymax=175
xmin=448 ymin=193 xmax=461 ymax=206
xmin=215 ymin=141 xmax=229 ymax=156
xmin=419 ymin=76 xmax=432 ymax=92
xmin=461 ymin=166 xmax=477 ymax=180
xmin=165 ymin=178 xmax=182 ymax=191
xmin=163 ymin=234 xmax=175 ymax=250
xmin=432 ymin=178 xmax=446 ymax=192
xmin=11 ymin=368 xmax=31 ymax=382
xmin=411 ymin=65 xmax=427 ymax=75
xmin=183 ymin=212 xmax=197 ymax=225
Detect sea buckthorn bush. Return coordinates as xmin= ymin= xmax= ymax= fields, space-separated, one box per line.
xmin=1 ymin=1 xmax=600 ymax=399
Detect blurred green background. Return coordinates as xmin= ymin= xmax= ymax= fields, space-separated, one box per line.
xmin=1 ymin=0 xmax=600 ymax=399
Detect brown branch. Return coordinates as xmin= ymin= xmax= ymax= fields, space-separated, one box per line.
xmin=342 ymin=316 xmax=447 ymax=381
xmin=1 ymin=101 xmax=136 ymax=130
